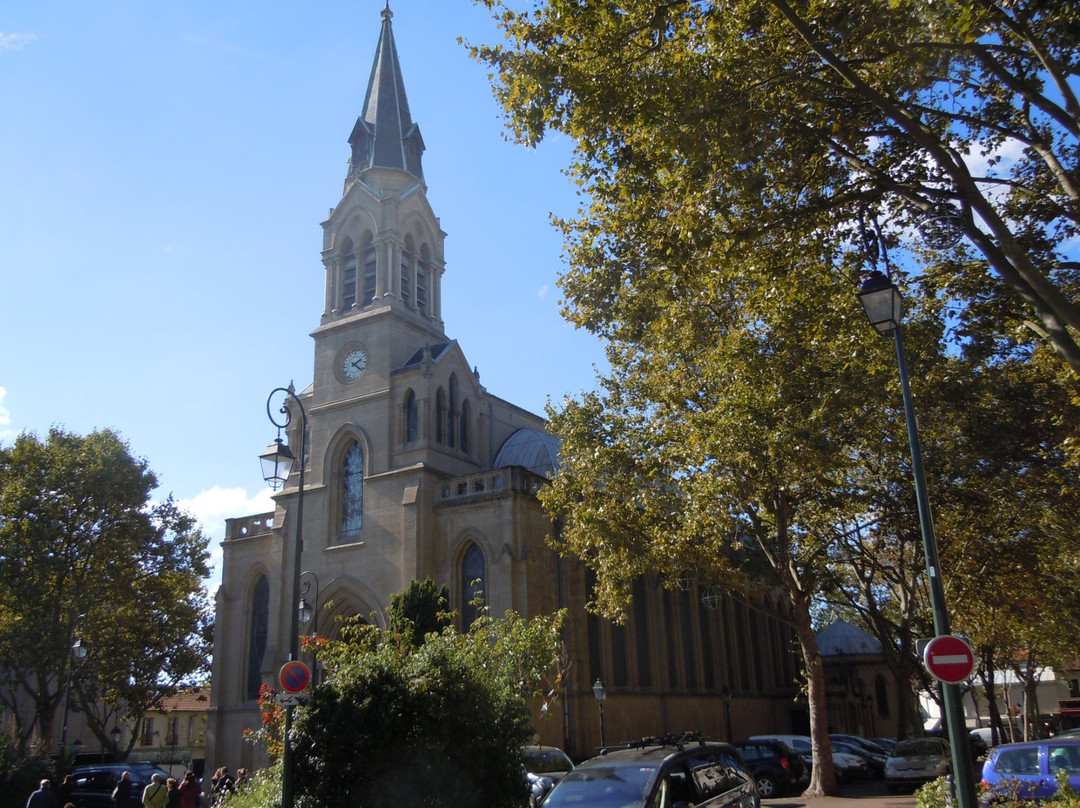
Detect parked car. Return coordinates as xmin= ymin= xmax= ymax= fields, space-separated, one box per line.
xmin=830 ymin=734 xmax=890 ymax=761
xmin=885 ymin=737 xmax=951 ymax=793
xmin=830 ymin=739 xmax=884 ymax=778
xmin=522 ymin=744 xmax=573 ymax=806
xmin=540 ymin=733 xmax=759 ymax=808
xmin=69 ymin=764 xmax=172 ymax=808
xmin=981 ymin=739 xmax=1080 ymax=803
xmin=731 ymin=739 xmax=809 ymax=797
xmin=871 ymin=737 xmax=898 ymax=753
xmin=748 ymin=734 xmax=867 ymax=783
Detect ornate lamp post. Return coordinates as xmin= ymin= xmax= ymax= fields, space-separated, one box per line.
xmin=719 ymin=685 xmax=733 ymax=741
xmin=259 ymin=384 xmax=308 ymax=808
xmin=592 ymin=678 xmax=607 ymax=748
xmin=858 ymin=270 xmax=977 ymax=808
xmin=59 ymin=635 xmax=88 ymax=774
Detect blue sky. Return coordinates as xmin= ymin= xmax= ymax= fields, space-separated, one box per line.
xmin=0 ymin=1 xmax=606 ymax=587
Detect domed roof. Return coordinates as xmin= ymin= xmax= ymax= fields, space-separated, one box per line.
xmin=816 ymin=619 xmax=882 ymax=656
xmin=493 ymin=428 xmax=561 ymax=478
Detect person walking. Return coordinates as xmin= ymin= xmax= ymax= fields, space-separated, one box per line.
xmin=112 ymin=771 xmax=134 ymax=808
xmin=26 ymin=779 xmax=59 ymax=808
xmin=178 ymin=771 xmax=201 ymax=808
xmin=211 ymin=768 xmax=234 ymax=806
xmin=165 ymin=778 xmax=180 ymax=808
xmin=142 ymin=774 xmax=169 ymax=808
xmin=57 ymin=775 xmax=75 ymax=808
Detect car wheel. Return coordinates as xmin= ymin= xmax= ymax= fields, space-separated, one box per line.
xmin=756 ymin=774 xmax=778 ymax=798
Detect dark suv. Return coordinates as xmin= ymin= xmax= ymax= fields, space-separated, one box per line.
xmin=69 ymin=764 xmax=172 ymax=808
xmin=732 ymin=739 xmax=809 ymax=797
xmin=540 ymin=733 xmax=759 ymax=808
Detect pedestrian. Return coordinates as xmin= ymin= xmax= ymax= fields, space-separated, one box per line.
xmin=142 ymin=774 xmax=169 ymax=808
xmin=178 ymin=771 xmax=201 ymax=808
xmin=57 ymin=775 xmax=75 ymax=807
xmin=234 ymin=769 xmax=248 ymax=790
xmin=112 ymin=771 xmax=134 ymax=808
xmin=26 ymin=780 xmax=59 ymax=808
xmin=166 ymin=778 xmax=180 ymax=808
xmin=211 ymin=768 xmax=234 ymax=806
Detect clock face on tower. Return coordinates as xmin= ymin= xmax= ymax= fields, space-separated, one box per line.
xmin=340 ymin=346 xmax=368 ymax=382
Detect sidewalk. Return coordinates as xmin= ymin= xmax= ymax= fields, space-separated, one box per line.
xmin=764 ymin=780 xmax=917 ymax=808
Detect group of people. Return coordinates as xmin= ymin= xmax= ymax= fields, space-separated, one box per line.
xmin=25 ymin=765 xmax=247 ymax=808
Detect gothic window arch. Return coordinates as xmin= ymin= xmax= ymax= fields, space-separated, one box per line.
xmin=435 ymin=388 xmax=445 ymax=444
xmin=361 ymin=233 xmax=376 ymax=307
xmin=405 ymin=390 xmax=418 ymax=443
xmin=342 ymin=440 xmax=364 ymax=537
xmin=461 ymin=543 xmax=486 ymax=631
xmin=874 ymin=674 xmax=890 ymax=717
xmin=446 ymin=375 xmax=457 ymax=448
xmin=246 ymin=574 xmax=269 ymax=700
xmin=416 ymin=244 xmax=431 ymax=315
xmin=459 ymin=399 xmax=470 ymax=454
xmin=401 ymin=234 xmax=415 ymax=307
xmin=340 ymin=238 xmax=357 ymax=312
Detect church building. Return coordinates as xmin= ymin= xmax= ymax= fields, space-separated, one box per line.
xmin=205 ymin=5 xmax=808 ymax=774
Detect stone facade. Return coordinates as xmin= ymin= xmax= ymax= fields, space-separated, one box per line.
xmin=205 ymin=5 xmax=807 ymax=774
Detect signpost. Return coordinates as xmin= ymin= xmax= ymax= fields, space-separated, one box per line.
xmin=923 ymin=635 xmax=975 ymax=684
xmin=279 ymin=660 xmax=311 ymax=694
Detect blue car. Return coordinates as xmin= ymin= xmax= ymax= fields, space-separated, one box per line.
xmin=981 ymin=739 xmax=1080 ymax=802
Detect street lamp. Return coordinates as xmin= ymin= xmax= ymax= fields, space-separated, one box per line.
xmin=858 ymin=269 xmax=977 ymax=808
xmin=592 ymin=678 xmax=607 ymax=748
xmin=719 ymin=685 xmax=733 ymax=740
xmin=59 ymin=635 xmax=88 ymax=775
xmin=261 ymin=384 xmax=308 ymax=808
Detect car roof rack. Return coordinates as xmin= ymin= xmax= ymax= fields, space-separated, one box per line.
xmin=600 ymin=732 xmax=710 ymax=755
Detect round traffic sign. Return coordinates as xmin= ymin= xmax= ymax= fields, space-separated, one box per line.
xmin=279 ymin=660 xmax=311 ymax=693
xmin=923 ymin=635 xmax=975 ymax=684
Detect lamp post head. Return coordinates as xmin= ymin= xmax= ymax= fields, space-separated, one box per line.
xmin=592 ymin=678 xmax=607 ymax=703
xmin=858 ymin=270 xmax=903 ymax=336
xmin=71 ymin=638 xmax=88 ymax=661
xmin=298 ymin=597 xmax=312 ymax=626
xmin=260 ymin=437 xmax=296 ymax=491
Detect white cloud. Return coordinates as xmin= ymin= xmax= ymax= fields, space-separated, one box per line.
xmin=0 ymin=387 xmax=13 ymax=442
xmin=0 ymin=32 xmax=36 ymax=51
xmin=177 ymin=485 xmax=276 ymax=591
xmin=537 ymin=284 xmax=549 ymax=298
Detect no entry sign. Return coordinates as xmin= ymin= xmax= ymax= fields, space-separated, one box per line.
xmin=923 ymin=635 xmax=975 ymax=684
xmin=279 ymin=660 xmax=311 ymax=693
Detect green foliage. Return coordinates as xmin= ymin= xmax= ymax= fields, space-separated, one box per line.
xmin=0 ymin=428 xmax=213 ymax=759
xmin=0 ymin=735 xmax=52 ymax=808
xmin=387 ymin=577 xmax=452 ymax=646
xmin=247 ymin=595 xmax=568 ymax=808
xmin=216 ymin=767 xmax=281 ymax=808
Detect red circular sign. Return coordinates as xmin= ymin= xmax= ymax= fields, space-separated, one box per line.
xmin=923 ymin=635 xmax=975 ymax=684
xmin=279 ymin=660 xmax=311 ymax=693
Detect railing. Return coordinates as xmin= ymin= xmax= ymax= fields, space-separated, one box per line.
xmin=438 ymin=466 xmax=544 ymax=502
xmin=225 ymin=512 xmax=275 ymax=540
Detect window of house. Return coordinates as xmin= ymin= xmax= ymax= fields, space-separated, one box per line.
xmin=405 ymin=391 xmax=418 ymax=442
xmin=461 ymin=544 xmax=486 ymax=631
xmin=246 ymin=575 xmax=269 ymax=700
xmin=342 ymin=441 xmax=364 ymax=537
xmin=166 ymin=716 xmax=180 ymax=747
xmin=140 ymin=718 xmax=154 ymax=747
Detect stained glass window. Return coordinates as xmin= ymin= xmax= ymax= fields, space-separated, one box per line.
xmin=246 ymin=575 xmax=269 ymax=700
xmin=461 ymin=544 xmax=486 ymax=631
xmin=342 ymin=441 xmax=364 ymax=537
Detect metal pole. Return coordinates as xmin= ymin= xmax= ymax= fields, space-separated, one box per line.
xmin=893 ymin=328 xmax=977 ymax=808
xmin=598 ymin=700 xmax=605 ymax=748
xmin=268 ymin=385 xmax=307 ymax=808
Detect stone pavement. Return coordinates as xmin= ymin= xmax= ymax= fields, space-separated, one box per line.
xmin=764 ymin=780 xmax=917 ymax=808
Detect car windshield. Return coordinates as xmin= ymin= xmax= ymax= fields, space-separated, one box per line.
xmin=893 ymin=741 xmax=944 ymax=757
xmin=543 ymin=764 xmax=656 ymax=808
xmin=523 ymin=748 xmax=573 ymax=774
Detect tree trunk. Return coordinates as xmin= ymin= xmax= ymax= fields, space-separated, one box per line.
xmin=790 ymin=599 xmax=841 ymax=797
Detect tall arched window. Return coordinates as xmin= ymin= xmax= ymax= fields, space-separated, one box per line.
xmin=459 ymin=399 xmax=470 ymax=454
xmin=461 ymin=544 xmax=486 ymax=631
xmin=446 ymin=376 xmax=457 ymax=448
xmin=435 ymin=389 xmax=445 ymax=443
xmin=342 ymin=441 xmax=364 ymax=537
xmin=405 ymin=391 xmax=418 ymax=442
xmin=246 ymin=575 xmax=269 ymax=700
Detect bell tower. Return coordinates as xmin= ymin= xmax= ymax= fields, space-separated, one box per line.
xmin=312 ymin=2 xmax=447 ymax=401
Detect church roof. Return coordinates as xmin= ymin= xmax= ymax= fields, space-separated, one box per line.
xmin=816 ymin=619 xmax=883 ymax=656
xmin=349 ymin=3 xmax=425 ymax=181
xmin=494 ymin=428 xmax=561 ymax=478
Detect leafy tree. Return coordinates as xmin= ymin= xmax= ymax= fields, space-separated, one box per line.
xmin=261 ymin=604 xmax=567 ymax=808
xmin=470 ymin=0 xmax=1080 ymax=371
xmin=0 ymin=428 xmax=212 ymax=761
xmin=387 ymin=577 xmax=451 ymax=645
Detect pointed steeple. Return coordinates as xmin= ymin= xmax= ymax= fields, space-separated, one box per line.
xmin=348 ymin=3 xmax=425 ymax=183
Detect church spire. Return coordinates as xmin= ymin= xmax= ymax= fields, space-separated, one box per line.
xmin=347 ymin=3 xmax=425 ymax=183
